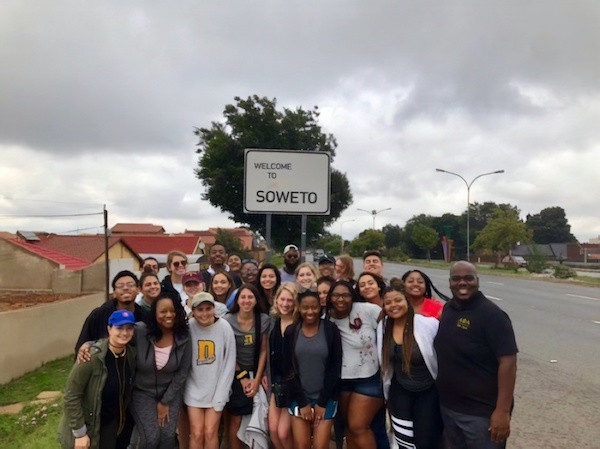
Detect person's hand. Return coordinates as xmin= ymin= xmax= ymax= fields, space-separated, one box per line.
xmin=157 ymin=402 xmax=170 ymax=428
xmin=74 ymin=434 xmax=90 ymax=449
xmin=489 ymin=408 xmax=511 ymax=442
xmin=298 ymin=404 xmax=313 ymax=422
xmin=313 ymin=404 xmax=325 ymax=428
xmin=261 ymin=375 xmax=269 ymax=392
xmin=244 ymin=378 xmax=260 ymax=397
xmin=77 ymin=343 xmax=92 ymax=364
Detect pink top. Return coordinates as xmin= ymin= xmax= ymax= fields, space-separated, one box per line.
xmin=154 ymin=344 xmax=172 ymax=370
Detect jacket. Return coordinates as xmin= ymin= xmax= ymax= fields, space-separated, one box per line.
xmin=377 ymin=313 xmax=439 ymax=400
xmin=58 ymin=339 xmax=136 ymax=449
xmin=133 ymin=322 xmax=192 ymax=404
xmin=283 ymin=319 xmax=342 ymax=408
xmin=74 ymin=299 xmax=148 ymax=355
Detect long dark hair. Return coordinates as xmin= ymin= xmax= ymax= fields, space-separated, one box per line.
xmin=209 ymin=271 xmax=235 ymax=303
xmin=400 ymin=269 xmax=450 ymax=301
xmin=356 ymin=271 xmax=387 ymax=303
xmin=229 ymin=283 xmax=266 ymax=314
xmin=256 ymin=263 xmax=281 ymax=309
xmin=147 ymin=292 xmax=188 ymax=340
xmin=324 ymin=279 xmax=360 ymax=317
xmin=381 ymin=280 xmax=415 ymax=376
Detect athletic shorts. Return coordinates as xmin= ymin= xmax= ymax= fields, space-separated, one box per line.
xmin=288 ymin=399 xmax=338 ymax=419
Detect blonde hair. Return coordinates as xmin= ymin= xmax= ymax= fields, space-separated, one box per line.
xmin=166 ymin=250 xmax=188 ymax=273
xmin=270 ymin=282 xmax=299 ymax=320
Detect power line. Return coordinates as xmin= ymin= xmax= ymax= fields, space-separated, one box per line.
xmin=0 ymin=212 xmax=103 ymax=218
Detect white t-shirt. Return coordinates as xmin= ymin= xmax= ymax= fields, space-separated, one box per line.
xmin=329 ymin=302 xmax=381 ymax=379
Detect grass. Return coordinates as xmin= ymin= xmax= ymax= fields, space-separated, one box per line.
xmin=0 ymin=356 xmax=72 ymax=449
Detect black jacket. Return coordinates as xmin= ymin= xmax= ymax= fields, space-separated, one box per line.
xmin=74 ymin=299 xmax=148 ymax=355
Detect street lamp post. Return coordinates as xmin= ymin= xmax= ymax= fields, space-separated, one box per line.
xmin=357 ymin=208 xmax=391 ymax=230
xmin=435 ymin=168 xmax=505 ymax=261
xmin=339 ymin=219 xmax=355 ymax=254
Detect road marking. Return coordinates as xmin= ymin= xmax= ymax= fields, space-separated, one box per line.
xmin=487 ymin=295 xmax=503 ymax=301
xmin=593 ymin=321 xmax=600 ymax=325
xmin=566 ymin=294 xmax=600 ymax=302
xmin=487 ymin=281 xmax=504 ymax=285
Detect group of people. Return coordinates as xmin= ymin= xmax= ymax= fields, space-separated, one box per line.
xmin=59 ymin=242 xmax=518 ymax=449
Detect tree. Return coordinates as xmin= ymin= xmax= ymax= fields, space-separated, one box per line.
xmin=381 ymin=224 xmax=403 ymax=249
xmin=347 ymin=229 xmax=386 ymax=257
xmin=194 ymin=96 xmax=353 ymax=249
xmin=526 ymin=206 xmax=577 ymax=243
xmin=214 ymin=228 xmax=249 ymax=257
xmin=472 ymin=210 xmax=532 ymax=264
xmin=312 ymin=233 xmax=343 ymax=255
xmin=411 ymin=224 xmax=439 ymax=261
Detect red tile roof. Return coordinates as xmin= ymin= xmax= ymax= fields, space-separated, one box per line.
xmin=7 ymin=239 xmax=91 ymax=270
xmin=36 ymin=234 xmax=126 ymax=262
xmin=111 ymin=223 xmax=165 ymax=234
xmin=120 ymin=235 xmax=201 ymax=255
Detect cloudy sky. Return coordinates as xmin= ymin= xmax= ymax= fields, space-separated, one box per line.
xmin=1 ymin=1 xmax=599 ymax=244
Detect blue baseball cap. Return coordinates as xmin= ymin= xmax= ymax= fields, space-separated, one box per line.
xmin=108 ymin=310 xmax=136 ymax=326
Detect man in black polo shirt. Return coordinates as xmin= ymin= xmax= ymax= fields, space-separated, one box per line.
xmin=434 ymin=261 xmax=517 ymax=448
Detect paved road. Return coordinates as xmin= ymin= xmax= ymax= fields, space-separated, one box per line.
xmin=376 ymin=261 xmax=600 ymax=448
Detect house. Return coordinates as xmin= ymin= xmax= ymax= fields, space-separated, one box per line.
xmin=0 ymin=237 xmax=101 ymax=292
xmin=120 ymin=234 xmax=202 ymax=264
xmin=111 ymin=223 xmax=166 ymax=234
xmin=185 ymin=227 xmax=254 ymax=250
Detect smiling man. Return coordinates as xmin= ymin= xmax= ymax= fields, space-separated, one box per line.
xmin=434 ymin=261 xmax=518 ymax=448
xmin=74 ymin=270 xmax=149 ymax=355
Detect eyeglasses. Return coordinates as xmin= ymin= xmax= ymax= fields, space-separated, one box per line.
xmin=115 ymin=282 xmax=137 ymax=289
xmin=172 ymin=260 xmax=188 ymax=268
xmin=330 ymin=292 xmax=352 ymax=300
xmin=450 ymin=275 xmax=477 ymax=282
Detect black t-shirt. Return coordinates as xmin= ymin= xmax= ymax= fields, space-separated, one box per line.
xmin=434 ymin=291 xmax=518 ymax=417
xmin=101 ymin=350 xmax=130 ymax=425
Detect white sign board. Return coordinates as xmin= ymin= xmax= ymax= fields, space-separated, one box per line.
xmin=244 ymin=149 xmax=330 ymax=215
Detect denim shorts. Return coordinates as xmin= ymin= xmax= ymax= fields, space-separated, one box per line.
xmin=288 ymin=399 xmax=338 ymax=419
xmin=340 ymin=371 xmax=383 ymax=398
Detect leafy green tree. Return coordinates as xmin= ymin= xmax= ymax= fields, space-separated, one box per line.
xmin=411 ymin=224 xmax=439 ymax=261
xmin=214 ymin=228 xmax=249 ymax=257
xmin=194 ymin=95 xmax=353 ymax=249
xmin=526 ymin=206 xmax=577 ymax=243
xmin=382 ymin=224 xmax=403 ymax=249
xmin=312 ymin=233 xmax=343 ymax=255
xmin=347 ymin=229 xmax=386 ymax=257
xmin=473 ymin=210 xmax=532 ymax=264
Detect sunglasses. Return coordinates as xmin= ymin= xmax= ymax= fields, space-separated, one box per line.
xmin=173 ymin=260 xmax=188 ymax=268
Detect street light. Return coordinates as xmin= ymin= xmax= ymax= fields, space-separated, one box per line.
xmin=357 ymin=208 xmax=392 ymax=230
xmin=339 ymin=219 xmax=355 ymax=254
xmin=435 ymin=168 xmax=505 ymax=261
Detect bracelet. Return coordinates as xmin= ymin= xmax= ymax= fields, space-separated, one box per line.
xmin=236 ymin=370 xmax=249 ymax=380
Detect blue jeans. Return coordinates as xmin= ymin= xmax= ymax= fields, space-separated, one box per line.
xmin=441 ymin=405 xmax=507 ymax=449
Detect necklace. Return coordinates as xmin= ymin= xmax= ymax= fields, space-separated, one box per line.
xmin=109 ymin=345 xmax=127 ymax=358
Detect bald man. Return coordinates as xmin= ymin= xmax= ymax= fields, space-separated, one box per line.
xmin=434 ymin=261 xmax=518 ymax=448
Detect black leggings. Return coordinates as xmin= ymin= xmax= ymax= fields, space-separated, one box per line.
xmin=388 ymin=378 xmax=443 ymax=449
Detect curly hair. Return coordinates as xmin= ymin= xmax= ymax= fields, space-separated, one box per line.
xmin=356 ymin=271 xmax=387 ymax=303
xmin=147 ymin=292 xmax=189 ymax=340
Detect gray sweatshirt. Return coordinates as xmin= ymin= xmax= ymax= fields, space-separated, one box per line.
xmin=184 ymin=317 xmax=237 ymax=411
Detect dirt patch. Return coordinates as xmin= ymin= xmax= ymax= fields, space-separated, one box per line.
xmin=0 ymin=291 xmax=81 ymax=312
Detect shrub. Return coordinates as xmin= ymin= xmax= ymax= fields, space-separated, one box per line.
xmin=553 ymin=265 xmax=577 ymax=279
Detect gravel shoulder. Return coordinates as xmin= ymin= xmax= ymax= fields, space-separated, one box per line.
xmin=510 ymin=352 xmax=600 ymax=448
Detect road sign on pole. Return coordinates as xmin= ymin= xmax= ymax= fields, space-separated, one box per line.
xmin=244 ymin=149 xmax=331 ymax=215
